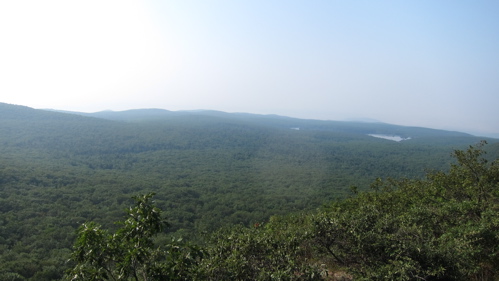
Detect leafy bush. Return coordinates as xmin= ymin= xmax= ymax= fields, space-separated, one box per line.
xmin=313 ymin=141 xmax=499 ymax=280
xmin=198 ymin=215 xmax=322 ymax=280
xmin=65 ymin=193 xmax=204 ymax=281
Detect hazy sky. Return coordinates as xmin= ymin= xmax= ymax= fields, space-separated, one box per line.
xmin=1 ymin=1 xmax=498 ymax=136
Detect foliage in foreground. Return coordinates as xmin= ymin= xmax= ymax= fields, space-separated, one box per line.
xmin=65 ymin=194 xmax=320 ymax=281
xmin=314 ymin=141 xmax=499 ymax=280
xmin=65 ymin=142 xmax=498 ymax=280
xmin=197 ymin=216 xmax=322 ymax=281
xmin=65 ymin=193 xmax=203 ymax=281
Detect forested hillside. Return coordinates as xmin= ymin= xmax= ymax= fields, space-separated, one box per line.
xmin=0 ymin=102 xmax=497 ymax=280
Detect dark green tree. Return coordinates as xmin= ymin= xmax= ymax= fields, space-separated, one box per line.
xmin=65 ymin=193 xmax=203 ymax=281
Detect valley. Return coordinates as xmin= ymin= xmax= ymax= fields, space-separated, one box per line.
xmin=0 ymin=102 xmax=498 ymax=280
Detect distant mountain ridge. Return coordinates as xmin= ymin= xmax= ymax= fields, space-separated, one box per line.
xmin=44 ymin=106 xmax=475 ymax=139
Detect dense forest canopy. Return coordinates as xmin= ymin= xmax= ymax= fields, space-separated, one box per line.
xmin=0 ymin=102 xmax=498 ymax=280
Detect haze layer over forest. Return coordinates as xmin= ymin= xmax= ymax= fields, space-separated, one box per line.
xmin=2 ymin=1 xmax=499 ymax=137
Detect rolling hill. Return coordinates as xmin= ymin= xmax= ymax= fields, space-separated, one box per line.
xmin=0 ymin=102 xmax=497 ymax=279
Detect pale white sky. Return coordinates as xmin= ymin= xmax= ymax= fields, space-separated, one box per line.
xmin=1 ymin=1 xmax=498 ymax=136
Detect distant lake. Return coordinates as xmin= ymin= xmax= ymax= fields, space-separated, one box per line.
xmin=368 ymin=134 xmax=411 ymax=142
